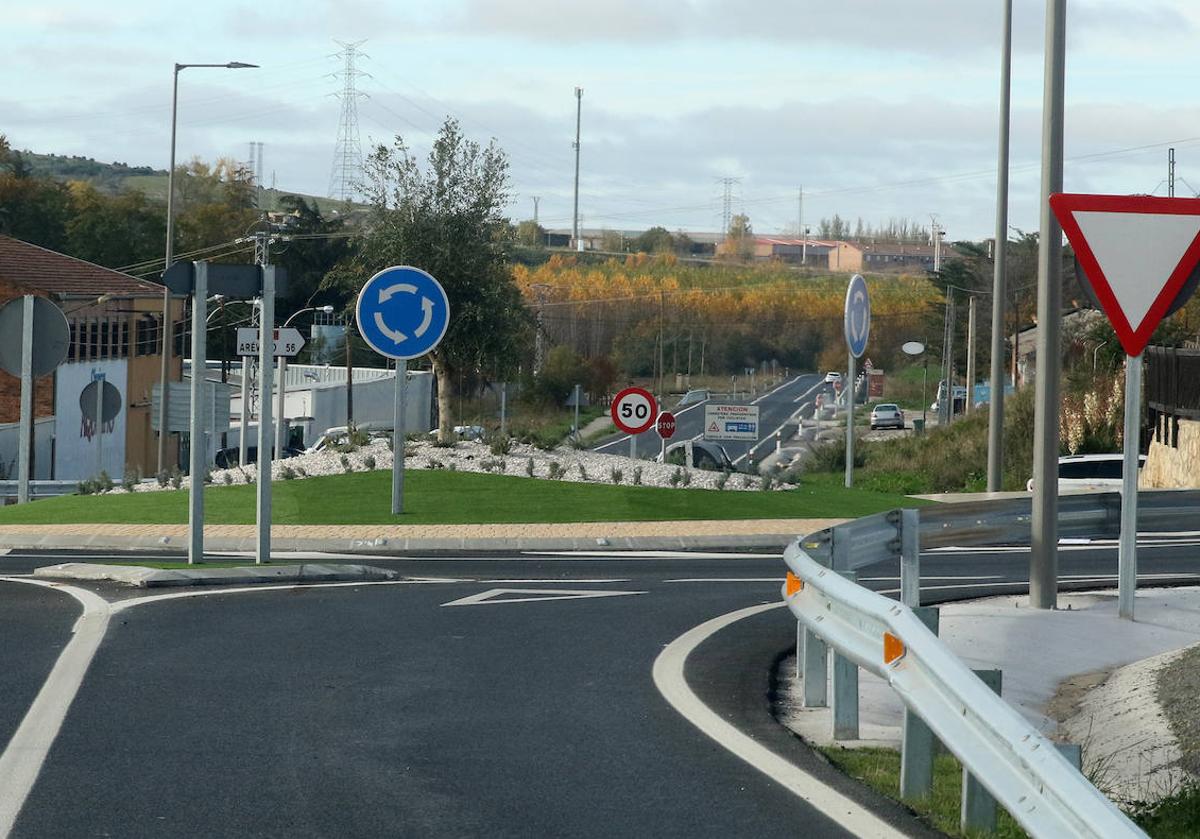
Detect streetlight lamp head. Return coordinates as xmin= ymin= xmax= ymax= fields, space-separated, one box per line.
xmin=319 ymin=305 xmax=335 ymax=314
xmin=226 ymin=62 xmax=258 ymax=69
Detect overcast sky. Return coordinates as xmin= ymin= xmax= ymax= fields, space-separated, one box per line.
xmin=6 ymin=1 xmax=1200 ymax=241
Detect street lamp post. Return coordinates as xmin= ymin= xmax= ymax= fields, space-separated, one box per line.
xmin=157 ymin=60 xmax=258 ymax=476
xmin=275 ymin=306 xmax=334 ymax=459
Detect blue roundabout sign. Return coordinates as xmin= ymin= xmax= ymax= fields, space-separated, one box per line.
xmin=844 ymin=273 xmax=871 ymax=359
xmin=356 ymin=266 xmax=451 ymax=360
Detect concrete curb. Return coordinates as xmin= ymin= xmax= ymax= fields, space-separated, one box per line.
xmin=0 ymin=531 xmax=806 ymax=555
xmin=32 ymin=562 xmax=400 ymax=588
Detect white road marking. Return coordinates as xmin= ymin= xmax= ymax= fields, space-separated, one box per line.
xmin=665 ymin=578 xmax=781 ymax=583
xmin=0 ymin=579 xmax=110 ymax=839
xmin=524 ymin=550 xmax=779 ymax=560
xmin=442 ymin=587 xmax=645 ymax=607
xmin=735 ymin=378 xmax=827 ymax=465
xmin=652 ymin=602 xmax=913 ymax=839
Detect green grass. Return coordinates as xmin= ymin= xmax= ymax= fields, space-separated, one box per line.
xmin=0 ymin=469 xmax=923 ymax=526
xmin=1132 ymin=787 xmax=1200 ymax=837
xmin=819 ymin=746 xmax=1028 ymax=838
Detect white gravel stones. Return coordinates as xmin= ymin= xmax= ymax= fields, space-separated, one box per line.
xmin=118 ymin=438 xmax=793 ymax=493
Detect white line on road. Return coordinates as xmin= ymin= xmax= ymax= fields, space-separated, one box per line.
xmin=652 ymin=601 xmax=913 ymax=839
xmin=734 ymin=377 xmax=825 ymax=466
xmin=0 ymin=579 xmax=110 ymax=839
xmin=524 ymin=550 xmax=779 ymax=560
xmin=664 ymin=578 xmax=781 ymax=583
xmin=442 ymin=588 xmax=645 ymax=607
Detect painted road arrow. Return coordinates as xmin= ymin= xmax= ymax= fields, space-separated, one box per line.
xmin=441 ymin=588 xmax=646 ymax=607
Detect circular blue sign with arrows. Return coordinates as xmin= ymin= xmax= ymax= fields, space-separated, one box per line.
xmin=844 ymin=273 xmax=871 ymax=359
xmin=356 ymin=266 xmax=451 ymax=360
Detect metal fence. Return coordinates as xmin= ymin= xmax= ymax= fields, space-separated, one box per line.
xmin=1146 ymin=345 xmax=1200 ymax=421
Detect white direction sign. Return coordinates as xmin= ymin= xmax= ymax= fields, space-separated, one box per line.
xmin=236 ymin=327 xmax=305 ymax=357
xmin=441 ymin=588 xmax=646 ymax=607
xmin=703 ymin=404 xmax=760 ymax=441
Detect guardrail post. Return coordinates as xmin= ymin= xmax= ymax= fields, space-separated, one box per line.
xmin=900 ymin=606 xmax=940 ymax=800
xmin=962 ymin=668 xmax=1002 ymax=834
xmin=900 ymin=508 xmax=921 ymax=608
xmin=831 ymin=568 xmax=859 ymax=740
xmin=801 ymin=532 xmax=833 ymax=708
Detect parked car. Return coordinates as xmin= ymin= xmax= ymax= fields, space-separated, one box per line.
xmin=1026 ymin=453 xmax=1147 ymax=493
xmin=214 ymin=445 xmax=305 ymax=469
xmin=824 ymin=371 xmax=842 ymax=384
xmin=869 ymin=403 xmax=905 ymax=430
xmin=677 ymin=388 xmax=710 ymax=407
xmin=307 ymin=421 xmax=395 ymax=454
xmin=658 ymin=440 xmax=736 ymax=472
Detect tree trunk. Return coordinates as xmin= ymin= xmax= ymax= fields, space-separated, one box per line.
xmin=433 ymin=353 xmax=455 ymax=443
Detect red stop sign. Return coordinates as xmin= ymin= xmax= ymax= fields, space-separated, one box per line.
xmin=656 ymin=411 xmax=677 ymax=439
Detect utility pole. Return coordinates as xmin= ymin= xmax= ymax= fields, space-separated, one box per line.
xmin=930 ymin=218 xmax=943 ymax=272
xmin=966 ymin=296 xmax=977 ymax=414
xmin=988 ymin=0 xmax=1013 ymax=493
xmin=658 ymin=290 xmax=666 ymax=397
xmin=532 ymin=283 xmax=549 ymax=375
xmin=798 ymin=186 xmax=806 ymax=264
xmin=532 ymin=195 xmax=540 ymax=225
xmin=572 ymin=87 xmax=582 ymax=250
xmin=941 ymin=288 xmax=955 ymax=426
xmin=1169 ymin=148 xmax=1176 ymax=197
xmin=1030 ymin=0 xmax=1067 ymax=611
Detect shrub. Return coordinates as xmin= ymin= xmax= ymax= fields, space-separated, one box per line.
xmin=526 ymin=457 xmax=535 ymax=477
xmin=280 ymin=465 xmax=297 ymax=480
xmin=610 ymin=467 xmax=623 ymax=485
xmin=223 ymin=472 xmax=234 ymax=486
xmin=632 ymin=465 xmax=643 ymax=486
xmin=715 ymin=472 xmax=729 ymax=491
xmin=121 ymin=471 xmax=137 ymax=493
xmin=547 ymin=461 xmax=563 ymax=480
xmin=296 ymin=466 xmax=308 ymax=478
xmin=340 ymin=454 xmax=353 ymax=473
xmin=741 ymin=474 xmax=753 ymax=489
xmin=156 ymin=470 xmax=169 ymax=488
xmin=202 ymin=469 xmax=213 ymax=485
xmin=577 ymin=463 xmax=589 ymax=481
xmin=169 ymin=469 xmax=182 ymax=490
xmin=681 ymin=469 xmax=692 ymax=487
xmin=489 ymin=435 xmax=514 ymax=456
xmin=668 ymin=468 xmax=682 ymax=488
xmin=760 ymin=474 xmax=774 ymax=491
xmin=428 ymin=458 xmax=444 ymax=469
xmin=76 ymin=479 xmax=96 ymax=495
xmin=363 ymin=455 xmax=376 ymax=470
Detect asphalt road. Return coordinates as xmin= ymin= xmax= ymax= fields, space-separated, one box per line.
xmin=592 ymin=373 xmax=827 ymax=465
xmin=2 ymin=539 xmax=1199 ymax=837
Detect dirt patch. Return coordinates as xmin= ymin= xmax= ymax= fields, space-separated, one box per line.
xmin=1046 ymin=669 xmax=1110 ymax=723
xmin=1157 ymin=643 xmax=1200 ymax=775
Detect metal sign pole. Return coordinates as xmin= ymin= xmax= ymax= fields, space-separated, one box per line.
xmin=17 ymin=296 xmax=34 ymax=504
xmin=1118 ymin=352 xmax=1142 ymax=619
xmin=573 ymin=383 xmax=581 ymax=440
xmin=500 ymin=383 xmax=507 ymax=437
xmin=630 ymin=431 xmax=637 ymax=461
xmin=392 ymin=359 xmax=406 ymax=515
xmin=95 ymin=372 xmax=105 ymax=479
xmin=256 ymin=267 xmax=275 ymax=566
xmin=188 ymin=264 xmax=208 ymax=566
xmin=845 ymin=352 xmax=856 ymax=488
xmin=276 ymin=354 xmax=288 ymax=459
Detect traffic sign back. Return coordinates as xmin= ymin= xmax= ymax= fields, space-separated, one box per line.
xmin=1051 ymin=193 xmax=1200 ymax=356
xmin=356 ymin=266 xmax=450 ymax=360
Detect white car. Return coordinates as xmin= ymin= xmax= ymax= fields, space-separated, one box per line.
xmin=824 ymin=371 xmax=842 ymax=384
xmin=1026 ymin=453 xmax=1146 ymax=493
xmin=869 ymin=403 xmax=905 ymax=430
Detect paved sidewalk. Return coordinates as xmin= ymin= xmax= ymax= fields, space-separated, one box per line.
xmin=0 ymin=517 xmax=847 ymax=554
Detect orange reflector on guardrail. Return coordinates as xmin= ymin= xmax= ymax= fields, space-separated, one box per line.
xmin=883 ymin=632 xmax=906 ymax=665
xmin=785 ymin=572 xmax=802 ymax=596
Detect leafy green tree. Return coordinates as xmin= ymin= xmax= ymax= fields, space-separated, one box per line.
xmin=357 ymin=118 xmax=533 ymax=440
xmin=633 ymin=226 xmax=674 ymax=254
xmin=65 ymin=181 xmax=164 ymax=269
xmin=515 ymin=219 xmax=546 ymax=249
xmin=273 ymin=195 xmax=354 ymax=318
xmin=0 ymin=165 xmax=69 ymax=250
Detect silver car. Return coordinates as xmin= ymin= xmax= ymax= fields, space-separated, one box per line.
xmin=869 ymin=403 xmax=905 ymax=430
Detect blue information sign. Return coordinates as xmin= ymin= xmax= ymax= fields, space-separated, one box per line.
xmin=356 ymin=266 xmax=451 ymax=360
xmin=844 ymin=273 xmax=871 ymax=359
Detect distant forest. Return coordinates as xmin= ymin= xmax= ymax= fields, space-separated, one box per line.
xmin=23 ymin=151 xmax=163 ymax=194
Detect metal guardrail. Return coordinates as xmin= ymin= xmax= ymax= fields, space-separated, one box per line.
xmin=782 ymin=492 xmax=1166 ymax=838
xmin=0 ymin=480 xmax=79 ymax=501
xmin=781 ymin=544 xmax=1143 ymax=838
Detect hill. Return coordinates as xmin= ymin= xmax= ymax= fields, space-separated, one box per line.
xmin=17 ymin=149 xmax=352 ymax=215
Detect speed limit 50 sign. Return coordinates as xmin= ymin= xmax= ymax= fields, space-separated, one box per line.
xmin=611 ymin=386 xmax=658 ymax=434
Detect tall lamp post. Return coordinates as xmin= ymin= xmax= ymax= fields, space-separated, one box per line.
xmin=157 ymin=60 xmax=258 ymax=475
xmin=275 ymin=306 xmax=334 ymax=459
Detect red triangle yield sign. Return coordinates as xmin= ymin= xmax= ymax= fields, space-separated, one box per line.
xmin=1050 ymin=193 xmax=1200 ymax=356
